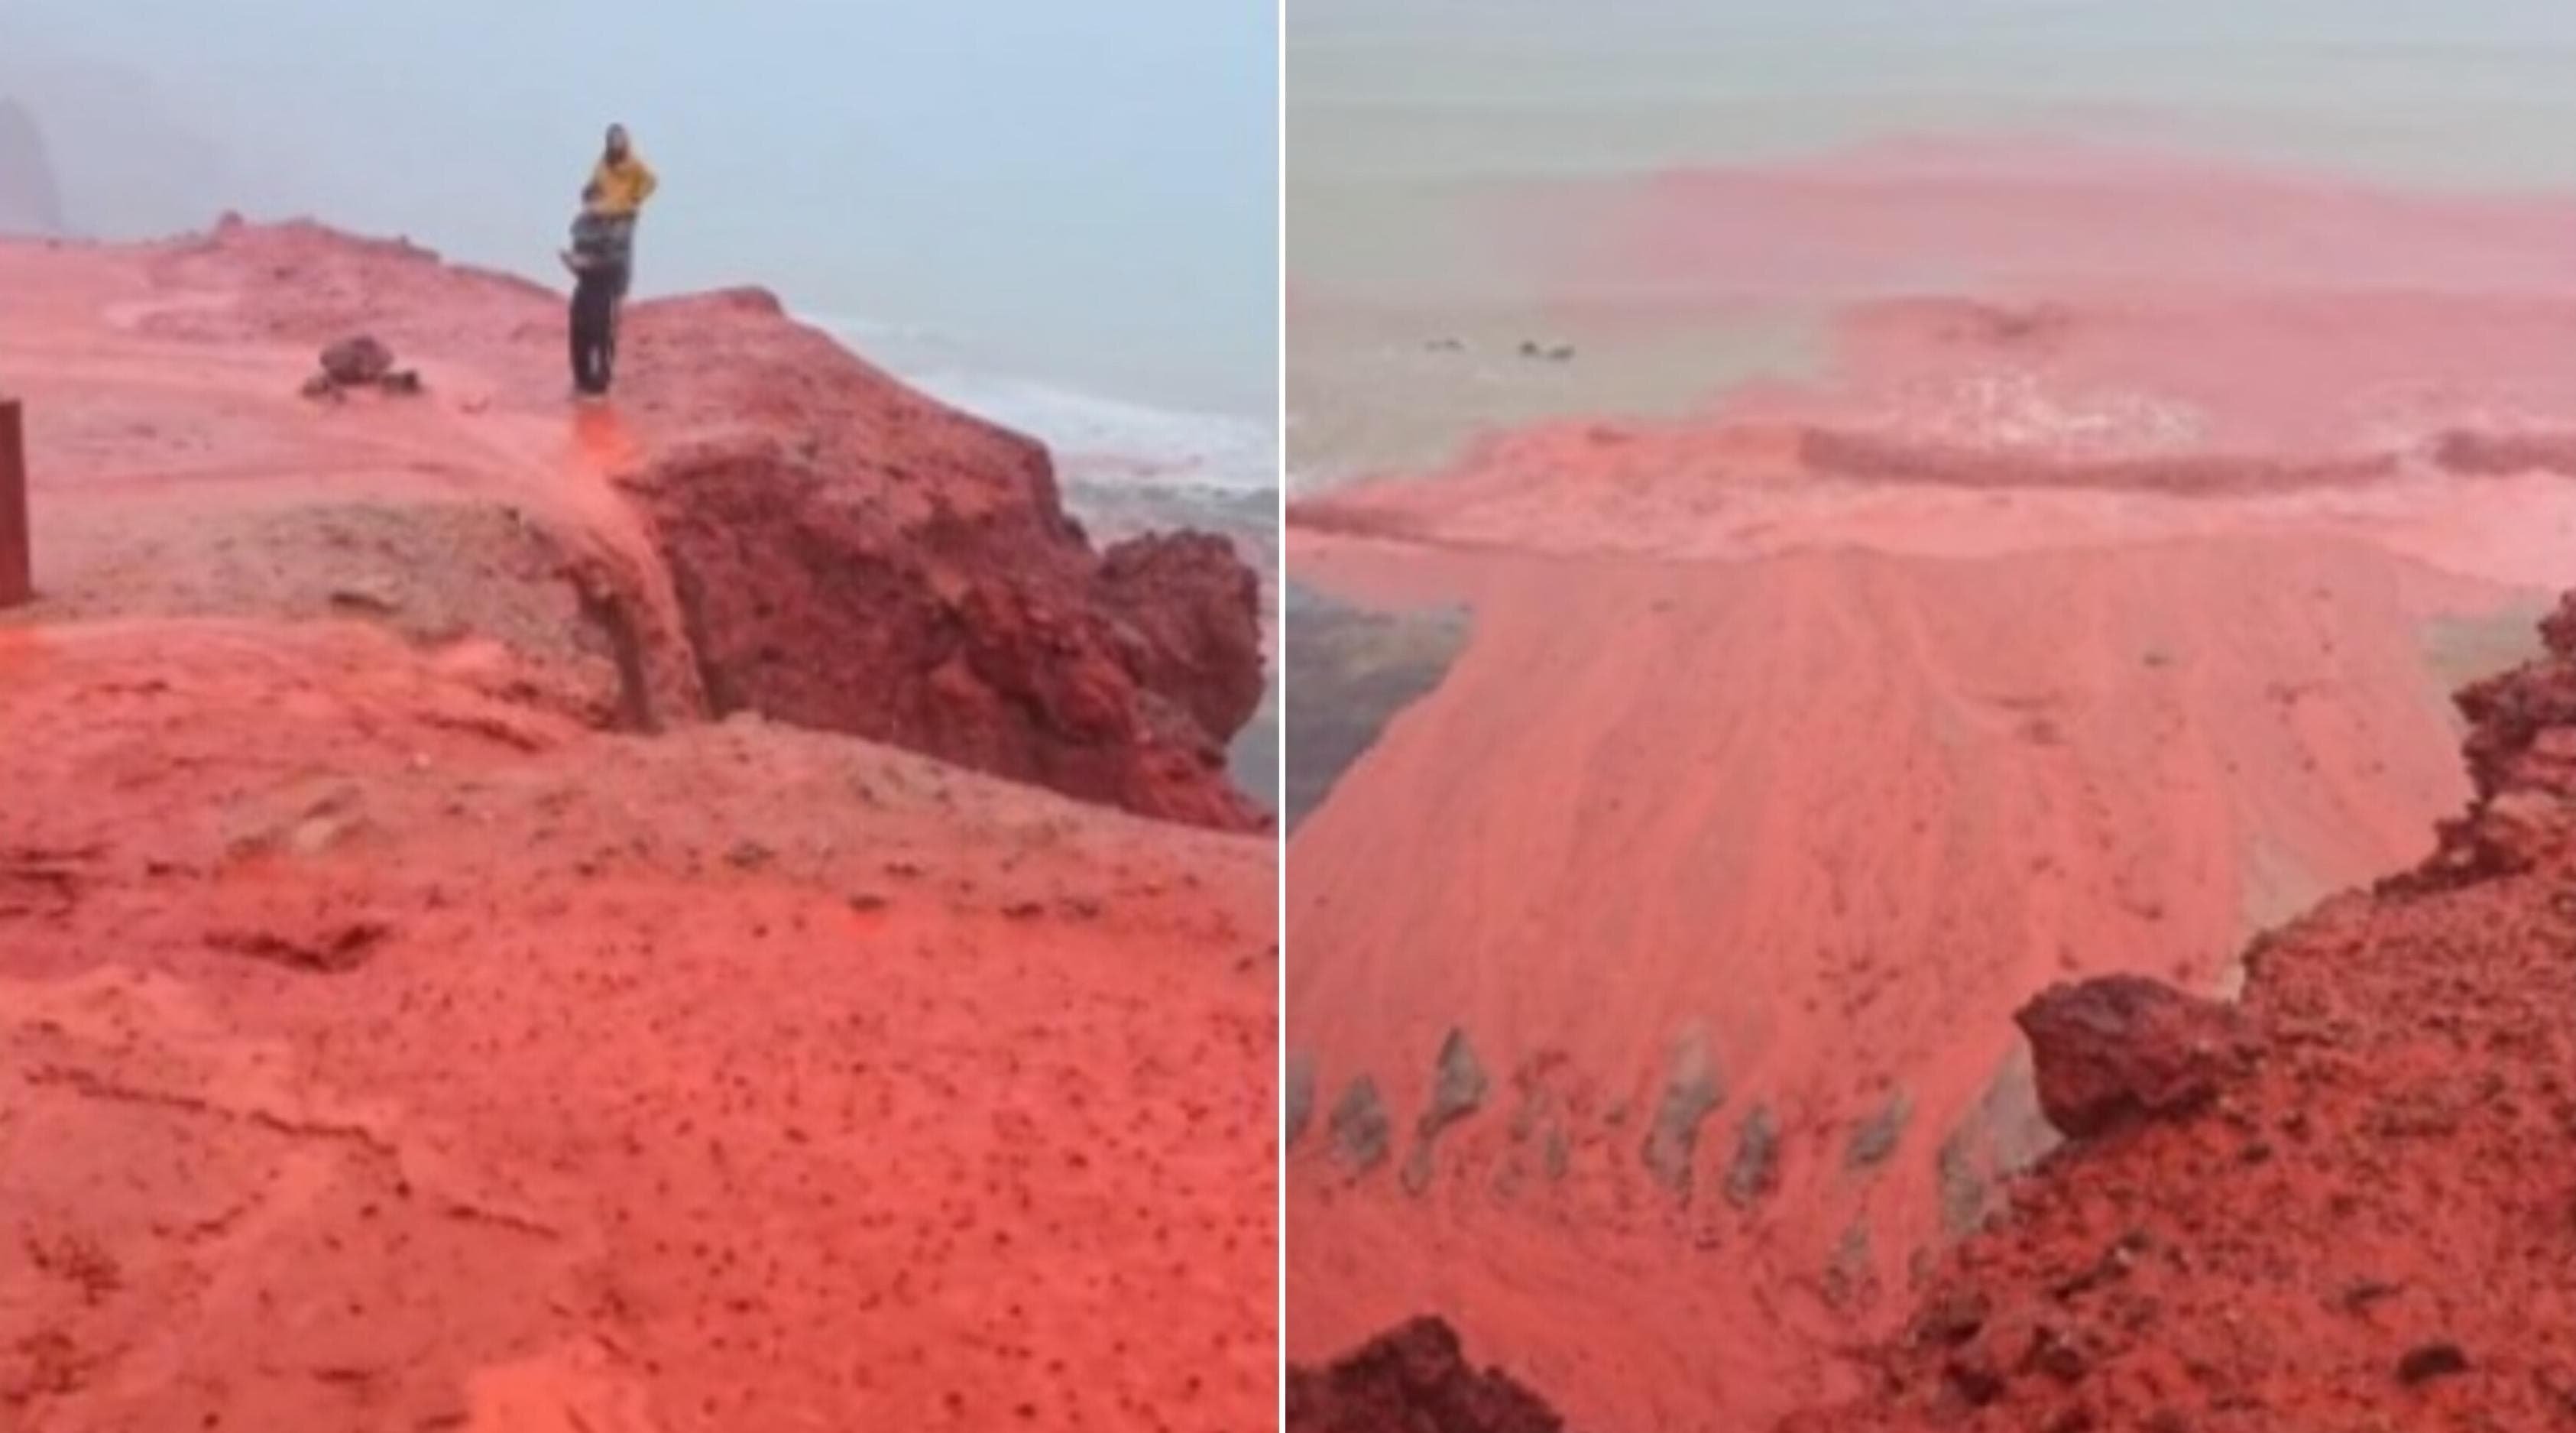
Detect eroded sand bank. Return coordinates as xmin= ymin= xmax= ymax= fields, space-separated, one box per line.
xmin=1285 ymin=141 xmax=2576 ymax=1431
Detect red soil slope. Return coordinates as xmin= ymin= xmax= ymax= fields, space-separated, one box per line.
xmin=1295 ymin=591 xmax=2576 ymax=1431
xmin=1285 ymin=142 xmax=2576 ymax=1432
xmin=0 ymin=225 xmax=1274 ymax=1430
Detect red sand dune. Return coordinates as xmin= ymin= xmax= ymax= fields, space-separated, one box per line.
xmin=0 ymin=225 xmax=1273 ymax=1430
xmin=1286 ymin=142 xmax=2576 ymax=1431
xmin=1298 ymin=587 xmax=2576 ymax=1431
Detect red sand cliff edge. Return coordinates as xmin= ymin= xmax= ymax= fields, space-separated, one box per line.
xmin=5 ymin=217 xmax=1265 ymax=829
xmin=0 ymin=223 xmax=1274 ymax=1431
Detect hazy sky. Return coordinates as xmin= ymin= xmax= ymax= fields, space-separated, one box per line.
xmin=1294 ymin=0 xmax=2576 ymax=46
xmin=1 ymin=0 xmax=1278 ymax=413
xmin=1289 ymin=0 xmax=2576 ymax=194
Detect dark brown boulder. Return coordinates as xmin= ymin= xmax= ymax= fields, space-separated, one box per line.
xmin=1288 ymin=1318 xmax=1570 ymax=1433
xmin=622 ymin=434 xmax=1264 ymax=830
xmin=318 ymin=335 xmax=396 ymax=386
xmin=2014 ymin=975 xmax=2242 ymax=1139
xmin=1094 ymin=530 xmax=1265 ymax=741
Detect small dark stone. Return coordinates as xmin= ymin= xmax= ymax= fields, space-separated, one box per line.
xmin=318 ymin=334 xmax=395 ymax=386
xmin=2396 ymin=1342 xmax=2469 ymax=1385
xmin=1944 ymin=1352 xmax=2007 ymax=1407
xmin=2030 ymin=1326 xmax=2091 ymax=1383
xmin=1915 ymin=1287 xmax=1990 ymax=1347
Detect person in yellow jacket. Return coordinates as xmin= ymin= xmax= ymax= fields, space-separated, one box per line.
xmin=588 ymin=124 xmax=657 ymax=314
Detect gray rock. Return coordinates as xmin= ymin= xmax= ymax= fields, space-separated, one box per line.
xmin=1421 ymin=1026 xmax=1489 ymax=1133
xmin=1847 ymin=1091 xmax=1914 ymax=1169
xmin=1640 ymin=1029 xmax=1724 ymax=1198
xmin=1400 ymin=1026 xmax=1490 ymax=1197
xmin=1724 ymin=1103 xmax=1781 ymax=1209
xmin=1330 ymin=1075 xmax=1391 ymax=1172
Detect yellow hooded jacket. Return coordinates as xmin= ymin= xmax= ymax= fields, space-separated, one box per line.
xmin=590 ymin=152 xmax=659 ymax=219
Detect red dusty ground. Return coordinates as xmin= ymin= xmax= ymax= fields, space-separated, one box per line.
xmin=0 ymin=620 xmax=1276 ymax=1433
xmin=1 ymin=219 xmax=1265 ymax=828
xmin=0 ymin=220 xmax=1273 ymax=1430
xmin=1285 ymin=142 xmax=2576 ymax=1433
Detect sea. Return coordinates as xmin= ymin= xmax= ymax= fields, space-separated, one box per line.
xmin=1287 ymin=0 xmax=2576 ymax=491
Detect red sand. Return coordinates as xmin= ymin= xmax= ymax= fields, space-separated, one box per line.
xmin=0 ymin=226 xmax=1273 ymax=1430
xmin=1286 ymin=141 xmax=2576 ymax=1431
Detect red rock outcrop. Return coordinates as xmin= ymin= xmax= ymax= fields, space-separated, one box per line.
xmin=624 ymin=435 xmax=1264 ymax=830
xmin=0 ymin=98 xmax=66 ymax=235
xmin=1288 ymin=1318 xmax=1570 ymax=1433
xmin=1097 ymin=530 xmax=1269 ymax=740
xmin=2409 ymin=591 xmax=2576 ymax=882
xmin=1761 ymin=588 xmax=2576 ymax=1431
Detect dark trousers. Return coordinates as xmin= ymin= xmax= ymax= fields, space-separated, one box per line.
xmin=604 ymin=216 xmax=637 ymax=300
xmin=570 ymin=271 xmax=617 ymax=394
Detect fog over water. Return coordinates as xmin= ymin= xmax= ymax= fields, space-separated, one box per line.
xmin=1 ymin=0 xmax=1279 ymax=416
